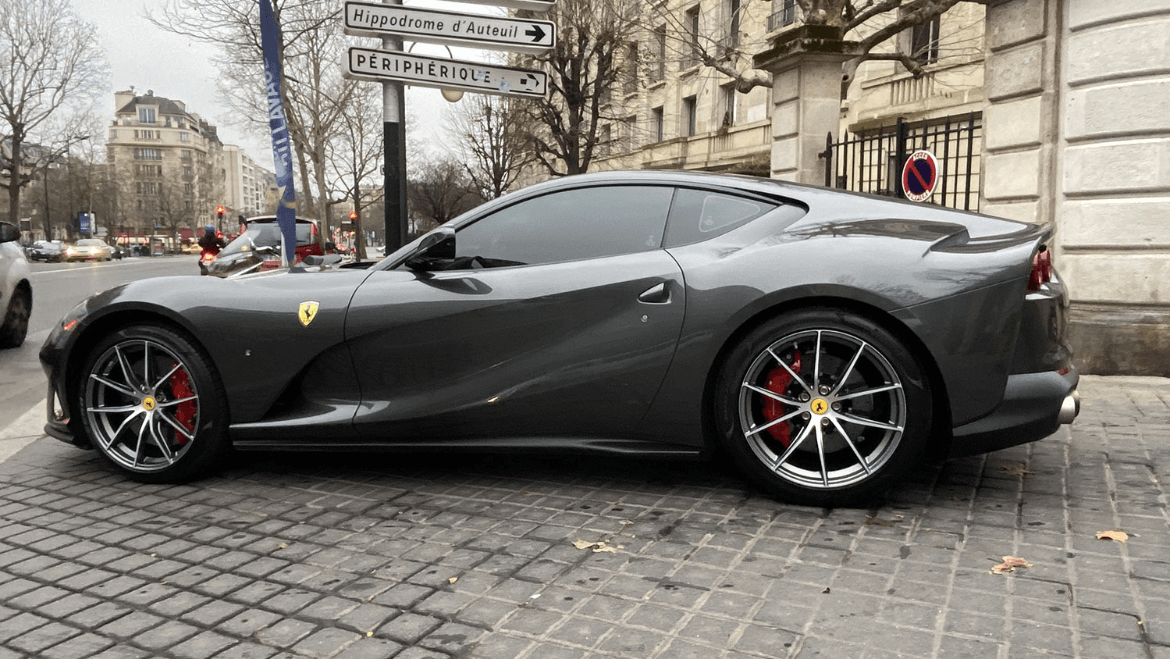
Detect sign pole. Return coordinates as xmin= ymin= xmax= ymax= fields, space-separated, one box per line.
xmin=382 ymin=0 xmax=407 ymax=254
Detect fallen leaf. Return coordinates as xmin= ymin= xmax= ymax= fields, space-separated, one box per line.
xmin=366 ymin=631 xmax=373 ymax=637
xmin=277 ymin=543 xmax=288 ymax=550
xmin=620 ymin=520 xmax=634 ymax=527
xmin=572 ymin=539 xmax=618 ymax=553
xmin=1096 ymin=530 xmax=1128 ymax=543
xmin=448 ymin=577 xmax=458 ymax=584
xmin=1002 ymin=464 xmax=1033 ymax=478
xmin=990 ymin=556 xmax=1033 ymax=574
xmin=822 ymin=587 xmax=831 ymax=594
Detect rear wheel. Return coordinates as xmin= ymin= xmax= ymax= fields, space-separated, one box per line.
xmin=77 ymin=324 xmax=228 ymax=482
xmin=0 ymin=287 xmax=30 ymax=348
xmin=714 ymin=308 xmax=932 ymax=507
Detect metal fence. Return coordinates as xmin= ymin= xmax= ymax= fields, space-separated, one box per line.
xmin=820 ymin=113 xmax=982 ymax=211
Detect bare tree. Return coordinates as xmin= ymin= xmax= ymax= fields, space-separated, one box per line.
xmin=446 ymin=94 xmax=534 ymax=201
xmin=648 ymin=0 xmax=967 ymax=95
xmin=408 ymin=156 xmax=480 ymax=230
xmin=150 ymin=0 xmax=356 ymax=239
xmin=326 ymin=84 xmax=382 ymax=260
xmin=0 ymin=0 xmax=107 ymax=230
xmin=521 ymin=0 xmax=641 ymax=176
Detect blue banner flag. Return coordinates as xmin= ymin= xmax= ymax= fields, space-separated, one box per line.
xmin=260 ymin=0 xmax=297 ymax=265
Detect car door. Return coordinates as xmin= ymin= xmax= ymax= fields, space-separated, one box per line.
xmin=345 ymin=184 xmax=686 ymax=442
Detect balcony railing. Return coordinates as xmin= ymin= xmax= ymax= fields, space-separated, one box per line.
xmin=767 ymin=2 xmax=798 ymax=32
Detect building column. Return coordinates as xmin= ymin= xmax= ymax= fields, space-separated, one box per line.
xmin=755 ymin=28 xmax=858 ymax=184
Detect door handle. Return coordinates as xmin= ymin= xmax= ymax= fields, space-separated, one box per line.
xmin=638 ymin=282 xmax=671 ymax=304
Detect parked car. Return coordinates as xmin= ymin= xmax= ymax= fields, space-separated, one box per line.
xmin=26 ymin=240 xmax=65 ymax=262
xmin=203 ymin=216 xmax=327 ymax=277
xmin=0 ymin=222 xmax=32 ymax=348
xmin=39 ymin=171 xmax=1078 ymax=506
xmin=64 ymin=239 xmax=115 ymax=262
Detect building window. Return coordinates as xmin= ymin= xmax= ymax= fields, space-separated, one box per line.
xmin=682 ymin=96 xmax=697 ymax=137
xmin=720 ymin=84 xmax=737 ymax=127
xmin=728 ymin=0 xmax=741 ymax=47
xmin=684 ymin=6 xmax=700 ymax=68
xmin=135 ymin=130 xmax=156 ymax=140
xmin=185 ymin=200 xmax=194 ymax=211
xmin=138 ymin=107 xmax=156 ymax=124
xmin=653 ymin=25 xmax=667 ymax=78
xmin=109 ymin=129 xmax=117 ymax=139
xmin=180 ymin=132 xmax=189 ymax=142
xmin=624 ymin=43 xmax=639 ymax=95
xmin=133 ymin=148 xmax=162 ymax=160
xmin=183 ymin=165 xmax=192 ymax=177
xmin=181 ymin=149 xmax=192 ymax=160
xmin=652 ymin=106 xmax=664 ymax=142
xmin=769 ymin=0 xmax=797 ymax=31
xmin=184 ymin=183 xmax=193 ymax=196
xmin=911 ymin=15 xmax=941 ymax=64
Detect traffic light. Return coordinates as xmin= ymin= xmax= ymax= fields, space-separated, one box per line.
xmin=216 ymin=206 xmax=225 ymax=221
xmin=349 ymin=211 xmax=358 ymax=221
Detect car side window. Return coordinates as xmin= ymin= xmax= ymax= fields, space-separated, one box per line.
xmin=664 ymin=188 xmax=777 ymax=248
xmin=454 ymin=186 xmax=674 ymax=267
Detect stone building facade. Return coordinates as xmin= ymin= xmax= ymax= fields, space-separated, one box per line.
xmin=223 ymin=145 xmax=272 ymax=222
xmin=106 ymin=90 xmax=225 ymax=240
xmin=978 ymin=0 xmax=1170 ymax=374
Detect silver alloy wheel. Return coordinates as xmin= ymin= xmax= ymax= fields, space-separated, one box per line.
xmin=737 ymin=329 xmax=906 ymax=490
xmin=84 ymin=339 xmax=200 ymax=472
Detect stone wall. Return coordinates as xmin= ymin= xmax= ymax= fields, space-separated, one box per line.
xmin=982 ymin=0 xmax=1170 ymax=375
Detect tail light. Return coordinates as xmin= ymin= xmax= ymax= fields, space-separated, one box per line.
xmin=201 ymin=252 xmax=215 ymax=262
xmin=1027 ymin=245 xmax=1052 ymax=291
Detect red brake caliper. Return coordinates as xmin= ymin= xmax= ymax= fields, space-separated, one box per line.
xmin=168 ymin=363 xmax=197 ymax=444
xmin=761 ymin=351 xmax=801 ymax=447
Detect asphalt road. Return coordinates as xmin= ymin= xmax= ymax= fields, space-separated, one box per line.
xmin=0 ymin=255 xmax=197 ymax=424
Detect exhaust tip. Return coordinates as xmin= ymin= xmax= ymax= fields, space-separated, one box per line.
xmin=1058 ymin=390 xmax=1080 ymax=425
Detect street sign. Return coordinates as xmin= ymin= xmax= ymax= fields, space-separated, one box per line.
xmin=902 ymin=149 xmax=939 ymax=202
xmin=345 ymin=2 xmax=556 ymax=54
xmin=435 ymin=0 xmax=555 ymax=11
xmin=347 ymin=47 xmax=548 ymax=99
xmin=79 ymin=212 xmax=91 ymax=234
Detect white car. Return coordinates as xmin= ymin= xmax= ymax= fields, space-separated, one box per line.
xmin=0 ymin=222 xmax=32 ymax=348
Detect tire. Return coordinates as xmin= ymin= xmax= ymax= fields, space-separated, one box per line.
xmin=713 ymin=308 xmax=932 ymax=507
xmin=76 ymin=323 xmax=229 ymax=482
xmin=0 ymin=287 xmax=30 ymax=349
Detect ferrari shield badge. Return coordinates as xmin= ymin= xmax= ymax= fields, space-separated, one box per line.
xmin=298 ymin=301 xmax=320 ymax=327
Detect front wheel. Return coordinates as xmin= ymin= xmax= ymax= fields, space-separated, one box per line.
xmin=76 ymin=324 xmax=229 ymax=482
xmin=0 ymin=288 xmax=30 ymax=349
xmin=714 ymin=309 xmax=933 ymax=507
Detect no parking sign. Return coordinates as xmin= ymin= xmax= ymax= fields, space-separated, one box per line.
xmin=901 ymin=150 xmax=939 ymax=202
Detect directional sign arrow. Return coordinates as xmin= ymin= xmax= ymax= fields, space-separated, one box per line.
xmin=344 ymin=1 xmax=556 ymax=54
xmin=346 ymin=47 xmax=549 ymax=100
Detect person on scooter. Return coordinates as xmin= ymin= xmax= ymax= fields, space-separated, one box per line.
xmin=197 ymin=226 xmax=226 ymax=275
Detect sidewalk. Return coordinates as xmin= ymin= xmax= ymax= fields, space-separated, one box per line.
xmin=0 ymin=375 xmax=1166 ymax=658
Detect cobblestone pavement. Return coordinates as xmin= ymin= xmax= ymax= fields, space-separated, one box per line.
xmin=0 ymin=376 xmax=1167 ymax=659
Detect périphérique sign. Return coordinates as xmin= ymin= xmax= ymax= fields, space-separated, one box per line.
xmin=346 ymin=47 xmax=548 ymax=99
xmin=344 ymin=1 xmax=556 ymax=54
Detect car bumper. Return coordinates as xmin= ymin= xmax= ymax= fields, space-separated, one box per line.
xmin=948 ymin=367 xmax=1079 ymax=457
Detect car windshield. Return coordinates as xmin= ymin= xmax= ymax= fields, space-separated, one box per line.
xmin=75 ymin=240 xmax=104 ymax=247
xmin=219 ymin=222 xmax=313 ymax=257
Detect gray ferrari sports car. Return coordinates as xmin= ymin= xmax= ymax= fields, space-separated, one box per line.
xmin=40 ymin=171 xmax=1078 ymax=506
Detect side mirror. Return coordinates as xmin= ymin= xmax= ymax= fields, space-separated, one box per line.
xmin=405 ymin=227 xmax=456 ymax=270
xmin=0 ymin=222 xmax=20 ymax=245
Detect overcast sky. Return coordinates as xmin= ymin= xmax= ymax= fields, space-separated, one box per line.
xmin=73 ymin=0 xmax=485 ymax=172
